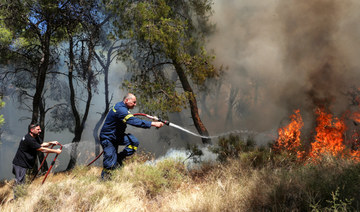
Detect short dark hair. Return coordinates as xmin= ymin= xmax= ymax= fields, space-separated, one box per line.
xmin=28 ymin=123 xmax=40 ymax=133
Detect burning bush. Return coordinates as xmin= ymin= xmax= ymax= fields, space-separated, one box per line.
xmin=309 ymin=108 xmax=347 ymax=160
xmin=273 ymin=107 xmax=360 ymax=162
xmin=273 ymin=109 xmax=303 ymax=157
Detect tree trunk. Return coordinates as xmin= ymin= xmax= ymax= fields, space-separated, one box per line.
xmin=66 ymin=35 xmax=78 ymax=170
xmin=93 ymin=113 xmax=106 ymax=156
xmin=31 ymin=33 xmax=51 ymax=174
xmin=66 ymin=34 xmax=94 ymax=170
xmin=225 ymin=86 xmax=238 ymax=128
xmin=173 ymin=61 xmax=211 ymax=144
xmin=32 ymin=33 xmax=51 ymax=124
xmin=38 ymin=99 xmax=49 ymax=171
xmin=93 ymin=45 xmax=114 ymax=156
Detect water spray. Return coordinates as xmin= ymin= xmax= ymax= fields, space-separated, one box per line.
xmin=134 ymin=113 xmax=256 ymax=139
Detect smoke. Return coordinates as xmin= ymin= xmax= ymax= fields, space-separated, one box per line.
xmin=277 ymin=0 xmax=355 ymax=113
xmin=207 ymin=0 xmax=360 ymax=134
xmin=146 ymin=147 xmax=218 ymax=169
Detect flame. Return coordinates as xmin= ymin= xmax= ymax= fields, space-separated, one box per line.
xmin=350 ymin=131 xmax=360 ymax=161
xmin=309 ymin=108 xmax=347 ymax=159
xmin=351 ymin=112 xmax=360 ymax=124
xmin=349 ymin=90 xmax=360 ymax=160
xmin=273 ymin=109 xmax=303 ymax=155
xmin=273 ymin=107 xmax=360 ymax=162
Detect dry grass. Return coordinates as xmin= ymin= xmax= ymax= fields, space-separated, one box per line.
xmin=0 ymin=180 xmax=13 ymax=204
xmin=1 ymin=150 xmax=360 ymax=211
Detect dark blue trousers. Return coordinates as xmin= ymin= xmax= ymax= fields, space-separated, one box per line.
xmin=100 ymin=133 xmax=139 ymax=170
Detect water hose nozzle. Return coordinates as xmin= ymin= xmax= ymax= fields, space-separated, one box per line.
xmin=158 ymin=117 xmax=170 ymax=125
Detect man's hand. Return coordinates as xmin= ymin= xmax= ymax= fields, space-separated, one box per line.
xmin=50 ymin=141 xmax=60 ymax=145
xmin=37 ymin=147 xmax=62 ymax=154
xmin=151 ymin=121 xmax=164 ymax=128
xmin=41 ymin=141 xmax=60 ymax=147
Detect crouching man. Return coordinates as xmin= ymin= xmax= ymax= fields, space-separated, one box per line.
xmin=12 ymin=123 xmax=62 ymax=197
xmin=99 ymin=93 xmax=164 ymax=180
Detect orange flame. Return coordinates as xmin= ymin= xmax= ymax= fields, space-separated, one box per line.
xmin=351 ymin=112 xmax=360 ymax=124
xmin=273 ymin=107 xmax=360 ymax=162
xmin=309 ymin=108 xmax=347 ymax=160
xmin=273 ymin=109 xmax=303 ymax=155
xmin=350 ymin=131 xmax=360 ymax=161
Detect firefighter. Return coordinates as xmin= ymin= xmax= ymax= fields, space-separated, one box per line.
xmin=99 ymin=93 xmax=164 ymax=179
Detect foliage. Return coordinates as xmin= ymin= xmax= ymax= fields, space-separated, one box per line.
xmin=111 ymin=0 xmax=219 ymax=116
xmin=13 ymin=183 xmax=29 ymax=200
xmin=0 ymin=16 xmax=12 ymax=58
xmin=123 ymin=79 xmax=188 ymax=116
xmin=125 ymin=159 xmax=187 ymax=197
xmin=310 ymin=187 xmax=354 ymax=212
xmin=211 ymin=134 xmax=256 ymax=162
xmin=0 ymin=0 xmax=68 ymax=132
xmin=2 ymin=151 xmax=360 ymax=211
xmin=185 ymin=143 xmax=204 ymax=163
xmin=0 ymin=98 xmax=4 ymax=126
xmin=263 ymin=156 xmax=360 ymax=211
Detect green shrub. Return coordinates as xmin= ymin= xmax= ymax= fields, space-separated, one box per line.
xmin=185 ymin=144 xmax=204 ymax=163
xmin=129 ymin=159 xmax=187 ymax=197
xmin=265 ymin=157 xmax=360 ymax=211
xmin=239 ymin=148 xmax=273 ymax=168
xmin=310 ymin=187 xmax=354 ymax=211
xmin=13 ymin=183 xmax=28 ymax=199
xmin=211 ymin=134 xmax=255 ymax=162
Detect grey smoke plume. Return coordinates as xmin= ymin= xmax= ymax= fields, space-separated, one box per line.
xmin=207 ymin=0 xmax=360 ymax=133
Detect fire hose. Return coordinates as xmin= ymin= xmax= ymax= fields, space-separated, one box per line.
xmin=32 ymin=143 xmax=63 ymax=184
xmin=86 ymin=113 xmax=169 ymax=167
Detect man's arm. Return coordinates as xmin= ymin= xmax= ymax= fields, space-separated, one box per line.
xmin=37 ymin=141 xmax=62 ymax=154
xmin=37 ymin=147 xmax=62 ymax=154
xmin=41 ymin=141 xmax=59 ymax=147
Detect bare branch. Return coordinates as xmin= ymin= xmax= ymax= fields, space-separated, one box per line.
xmin=45 ymin=103 xmax=68 ymax=114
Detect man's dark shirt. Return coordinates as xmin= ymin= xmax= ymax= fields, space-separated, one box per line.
xmin=12 ymin=133 xmax=42 ymax=169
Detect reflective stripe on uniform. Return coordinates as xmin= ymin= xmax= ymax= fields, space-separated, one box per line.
xmin=122 ymin=114 xmax=134 ymax=123
xmin=112 ymin=106 xmax=117 ymax=113
xmin=128 ymin=145 xmax=138 ymax=150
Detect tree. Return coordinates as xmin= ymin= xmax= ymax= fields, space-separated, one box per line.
xmin=92 ymin=40 xmax=127 ymax=156
xmin=111 ymin=0 xmax=219 ymax=144
xmin=62 ymin=0 xmax=111 ymax=170
xmin=0 ymin=0 xmax=68 ymax=136
xmin=0 ymin=0 xmax=71 ymax=173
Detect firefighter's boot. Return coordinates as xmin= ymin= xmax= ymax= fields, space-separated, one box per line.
xmin=117 ymin=151 xmax=127 ymax=167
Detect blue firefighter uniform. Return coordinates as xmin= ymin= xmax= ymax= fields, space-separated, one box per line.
xmin=99 ymin=101 xmax=151 ymax=177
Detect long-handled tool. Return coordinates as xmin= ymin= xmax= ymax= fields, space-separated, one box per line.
xmin=32 ymin=143 xmax=63 ymax=184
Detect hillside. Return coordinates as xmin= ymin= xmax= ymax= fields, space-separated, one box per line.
xmin=1 ymin=147 xmax=360 ymax=211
